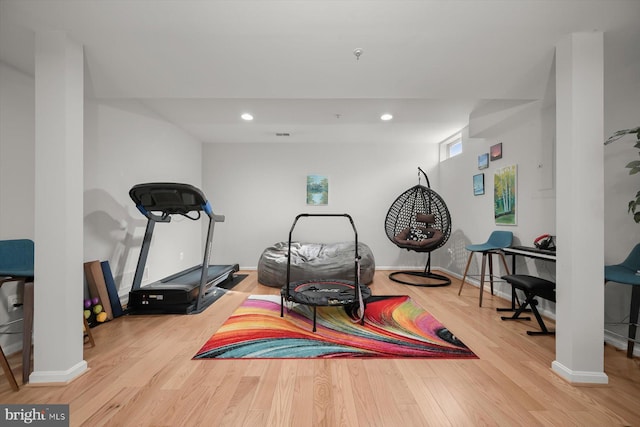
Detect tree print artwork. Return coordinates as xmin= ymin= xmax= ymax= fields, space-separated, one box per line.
xmin=494 ymin=165 xmax=517 ymax=225
xmin=307 ymin=175 xmax=328 ymax=205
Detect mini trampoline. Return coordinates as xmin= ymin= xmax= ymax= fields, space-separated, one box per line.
xmin=280 ymin=214 xmax=371 ymax=332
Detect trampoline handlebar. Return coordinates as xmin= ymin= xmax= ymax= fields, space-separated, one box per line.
xmin=285 ymin=213 xmax=361 ymax=300
xmin=289 ymin=213 xmax=358 ymax=237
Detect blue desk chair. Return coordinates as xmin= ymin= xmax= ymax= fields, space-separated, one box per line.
xmin=0 ymin=239 xmax=34 ymax=391
xmin=605 ymin=243 xmax=640 ymax=358
xmin=458 ymin=231 xmax=513 ymax=306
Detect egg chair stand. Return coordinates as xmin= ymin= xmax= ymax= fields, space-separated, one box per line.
xmin=389 ymin=253 xmax=451 ymax=287
xmin=385 ymin=167 xmax=452 ymax=287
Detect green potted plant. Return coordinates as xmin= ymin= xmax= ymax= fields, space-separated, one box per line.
xmin=605 ymin=126 xmax=640 ymax=223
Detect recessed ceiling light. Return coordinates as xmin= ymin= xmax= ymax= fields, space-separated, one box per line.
xmin=241 ymin=113 xmax=254 ymax=121
xmin=380 ymin=113 xmax=393 ymax=121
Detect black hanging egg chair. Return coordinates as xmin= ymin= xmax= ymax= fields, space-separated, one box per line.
xmin=385 ymin=167 xmax=452 ymax=286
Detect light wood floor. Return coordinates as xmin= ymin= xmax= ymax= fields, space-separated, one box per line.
xmin=1 ymin=270 xmax=639 ymax=426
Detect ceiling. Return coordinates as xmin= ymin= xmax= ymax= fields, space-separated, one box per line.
xmin=1 ymin=0 xmax=639 ymax=145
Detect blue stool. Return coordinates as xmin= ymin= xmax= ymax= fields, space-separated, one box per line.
xmin=458 ymin=231 xmax=513 ymax=306
xmin=605 ymin=243 xmax=640 ymax=358
xmin=0 ymin=239 xmax=34 ymax=391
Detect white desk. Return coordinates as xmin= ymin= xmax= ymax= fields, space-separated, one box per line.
xmin=503 ymin=246 xmax=557 ymax=267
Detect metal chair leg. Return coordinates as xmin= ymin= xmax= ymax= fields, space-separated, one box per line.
xmin=458 ymin=252 xmax=474 ymax=295
xmin=83 ymin=317 xmax=96 ymax=348
xmin=22 ymin=281 xmax=34 ymax=384
xmin=628 ymin=286 xmax=640 ymax=358
xmin=479 ymin=253 xmax=487 ymax=307
xmin=488 ymin=252 xmax=494 ymax=295
xmin=0 ymin=346 xmax=18 ymax=391
xmin=498 ymin=252 xmax=511 ymax=276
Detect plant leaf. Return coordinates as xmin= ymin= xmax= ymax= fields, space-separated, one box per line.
xmin=605 ymin=126 xmax=640 ymax=145
xmin=635 ymin=212 xmax=640 ymax=223
xmin=628 ymin=167 xmax=640 ymax=175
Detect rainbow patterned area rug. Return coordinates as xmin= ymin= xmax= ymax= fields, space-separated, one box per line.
xmin=193 ymin=295 xmax=477 ymax=359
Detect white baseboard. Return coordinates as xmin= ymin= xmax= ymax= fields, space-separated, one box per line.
xmin=551 ymin=360 xmax=609 ymax=384
xmin=603 ymin=331 xmax=640 ymax=357
xmin=373 ymin=266 xmax=431 ymax=271
xmin=29 ymin=360 xmax=88 ymax=384
xmin=435 ymin=266 xmax=524 ymax=307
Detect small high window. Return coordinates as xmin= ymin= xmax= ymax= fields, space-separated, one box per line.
xmin=440 ymin=133 xmax=463 ymax=161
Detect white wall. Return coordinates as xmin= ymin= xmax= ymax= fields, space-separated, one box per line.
xmin=83 ymin=99 xmax=204 ymax=296
xmin=202 ymin=142 xmax=440 ymax=269
xmin=602 ymin=30 xmax=640 ymax=347
xmin=435 ymin=103 xmax=557 ymax=310
xmin=0 ymin=62 xmax=35 ymax=353
xmin=0 ymin=63 xmax=35 ymax=239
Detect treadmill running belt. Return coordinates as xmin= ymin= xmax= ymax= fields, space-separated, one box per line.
xmin=160 ymin=265 xmax=233 ymax=287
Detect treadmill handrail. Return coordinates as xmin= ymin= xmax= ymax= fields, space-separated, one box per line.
xmin=135 ymin=205 xmax=171 ymax=223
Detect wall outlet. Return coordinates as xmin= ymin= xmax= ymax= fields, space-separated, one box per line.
xmin=7 ymin=295 xmax=19 ymax=312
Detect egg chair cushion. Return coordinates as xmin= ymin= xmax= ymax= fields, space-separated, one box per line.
xmin=393 ymin=227 xmax=444 ymax=249
xmin=391 ymin=212 xmax=445 ymax=250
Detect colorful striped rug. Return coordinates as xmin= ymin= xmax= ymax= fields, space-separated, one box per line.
xmin=193 ymin=294 xmax=476 ymax=359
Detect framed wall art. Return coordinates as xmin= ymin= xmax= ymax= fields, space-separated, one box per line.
xmin=306 ymin=175 xmax=328 ymax=205
xmin=478 ymin=153 xmax=489 ymax=170
xmin=494 ymin=164 xmax=517 ymax=225
xmin=473 ymin=173 xmax=485 ymax=196
xmin=490 ymin=142 xmax=503 ymax=161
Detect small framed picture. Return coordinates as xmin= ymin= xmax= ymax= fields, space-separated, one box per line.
xmin=478 ymin=153 xmax=489 ymax=170
xmin=306 ymin=175 xmax=328 ymax=205
xmin=490 ymin=143 xmax=503 ymax=161
xmin=473 ymin=173 xmax=485 ymax=196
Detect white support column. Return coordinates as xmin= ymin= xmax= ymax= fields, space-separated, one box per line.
xmin=553 ymin=32 xmax=608 ymax=384
xmin=31 ymin=31 xmax=87 ymax=383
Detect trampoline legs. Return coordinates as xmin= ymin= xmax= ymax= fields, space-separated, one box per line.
xmin=312 ymin=306 xmax=317 ymax=332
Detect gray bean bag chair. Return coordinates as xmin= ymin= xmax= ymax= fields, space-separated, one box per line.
xmin=258 ymin=241 xmax=375 ymax=288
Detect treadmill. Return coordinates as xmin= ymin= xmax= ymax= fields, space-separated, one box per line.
xmin=128 ymin=182 xmax=239 ymax=314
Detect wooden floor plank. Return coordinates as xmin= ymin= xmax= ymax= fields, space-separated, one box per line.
xmin=0 ymin=270 xmax=638 ymax=427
